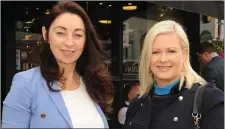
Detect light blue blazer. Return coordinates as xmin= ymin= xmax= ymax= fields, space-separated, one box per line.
xmin=2 ymin=67 xmax=109 ymax=128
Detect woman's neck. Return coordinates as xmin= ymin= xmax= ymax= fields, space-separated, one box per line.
xmin=153 ymin=79 xmax=180 ymax=95
xmin=155 ymin=78 xmax=180 ymax=87
xmin=57 ymin=62 xmax=80 ymax=90
xmin=58 ymin=62 xmax=76 ymax=79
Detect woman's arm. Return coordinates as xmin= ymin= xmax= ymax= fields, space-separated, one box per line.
xmin=2 ymin=73 xmax=32 ymax=128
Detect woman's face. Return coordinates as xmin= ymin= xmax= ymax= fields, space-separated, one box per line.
xmin=42 ymin=12 xmax=86 ymax=66
xmin=150 ymin=32 xmax=187 ymax=86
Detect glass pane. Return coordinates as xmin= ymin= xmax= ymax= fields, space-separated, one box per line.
xmin=122 ymin=2 xmax=183 ymax=80
xmin=15 ymin=1 xmax=57 ymax=72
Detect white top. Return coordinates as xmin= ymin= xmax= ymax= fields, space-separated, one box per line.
xmin=61 ymin=78 xmax=104 ymax=128
xmin=118 ymin=101 xmax=130 ymax=125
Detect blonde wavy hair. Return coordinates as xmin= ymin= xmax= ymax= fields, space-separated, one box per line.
xmin=138 ymin=20 xmax=206 ymax=97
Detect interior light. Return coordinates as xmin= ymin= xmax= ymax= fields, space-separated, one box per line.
xmin=123 ymin=5 xmax=137 ymax=10
xmin=98 ymin=20 xmax=112 ymax=24
xmin=45 ymin=9 xmax=50 ymax=15
xmin=25 ymin=34 xmax=32 ymax=40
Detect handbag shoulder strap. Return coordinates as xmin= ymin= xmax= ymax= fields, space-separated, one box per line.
xmin=192 ymin=83 xmax=208 ymax=129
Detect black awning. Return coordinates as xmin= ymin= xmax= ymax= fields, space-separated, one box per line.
xmin=150 ymin=1 xmax=224 ymax=19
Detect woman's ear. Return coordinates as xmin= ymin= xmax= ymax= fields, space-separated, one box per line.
xmin=42 ymin=26 xmax=47 ymax=42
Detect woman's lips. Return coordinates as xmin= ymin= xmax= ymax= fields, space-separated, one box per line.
xmin=61 ymin=50 xmax=75 ymax=55
xmin=157 ymin=66 xmax=172 ymax=71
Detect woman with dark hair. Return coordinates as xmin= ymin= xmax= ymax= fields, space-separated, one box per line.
xmin=2 ymin=1 xmax=114 ymax=128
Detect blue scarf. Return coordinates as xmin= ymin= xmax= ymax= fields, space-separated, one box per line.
xmin=153 ymin=79 xmax=179 ymax=95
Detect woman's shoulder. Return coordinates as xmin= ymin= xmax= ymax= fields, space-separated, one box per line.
xmin=4 ymin=67 xmax=43 ymax=107
xmin=193 ymin=83 xmax=224 ymax=102
xmin=196 ymin=83 xmax=224 ymax=113
xmin=202 ymin=83 xmax=224 ymax=102
xmin=203 ymin=83 xmax=223 ymax=96
xmin=15 ymin=66 xmax=41 ymax=76
xmin=14 ymin=67 xmax=42 ymax=82
xmin=12 ymin=67 xmax=43 ymax=90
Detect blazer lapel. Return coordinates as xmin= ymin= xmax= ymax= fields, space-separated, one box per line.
xmin=41 ymin=79 xmax=73 ymax=128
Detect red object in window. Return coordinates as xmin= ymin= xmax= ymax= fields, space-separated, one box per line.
xmin=218 ymin=52 xmax=224 ymax=58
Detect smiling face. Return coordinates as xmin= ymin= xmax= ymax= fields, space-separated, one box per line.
xmin=42 ymin=12 xmax=86 ymax=66
xmin=150 ymin=32 xmax=187 ymax=86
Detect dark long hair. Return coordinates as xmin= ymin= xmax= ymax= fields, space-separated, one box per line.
xmin=39 ymin=1 xmax=114 ymax=114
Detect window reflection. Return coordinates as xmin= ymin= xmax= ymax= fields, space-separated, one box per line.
xmin=122 ymin=2 xmax=180 ymax=78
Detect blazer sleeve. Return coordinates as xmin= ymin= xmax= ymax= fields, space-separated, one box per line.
xmin=200 ymin=85 xmax=224 ymax=129
xmin=2 ymin=73 xmax=32 ymax=128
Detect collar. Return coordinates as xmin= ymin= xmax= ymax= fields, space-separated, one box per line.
xmin=125 ymin=101 xmax=130 ymax=106
xmin=210 ymin=52 xmax=218 ymax=59
xmin=205 ymin=55 xmax=220 ymax=66
xmin=153 ymin=79 xmax=180 ymax=95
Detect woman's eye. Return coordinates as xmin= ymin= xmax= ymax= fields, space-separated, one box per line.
xmin=152 ymin=51 xmax=159 ymax=54
xmin=168 ymin=50 xmax=176 ymax=53
xmin=56 ymin=32 xmax=65 ymax=35
xmin=74 ymin=34 xmax=82 ymax=37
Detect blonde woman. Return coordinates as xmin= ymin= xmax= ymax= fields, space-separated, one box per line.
xmin=124 ymin=20 xmax=224 ymax=129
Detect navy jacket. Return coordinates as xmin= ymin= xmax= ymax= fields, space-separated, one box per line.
xmin=124 ymin=83 xmax=224 ymax=129
xmin=202 ymin=56 xmax=224 ymax=91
